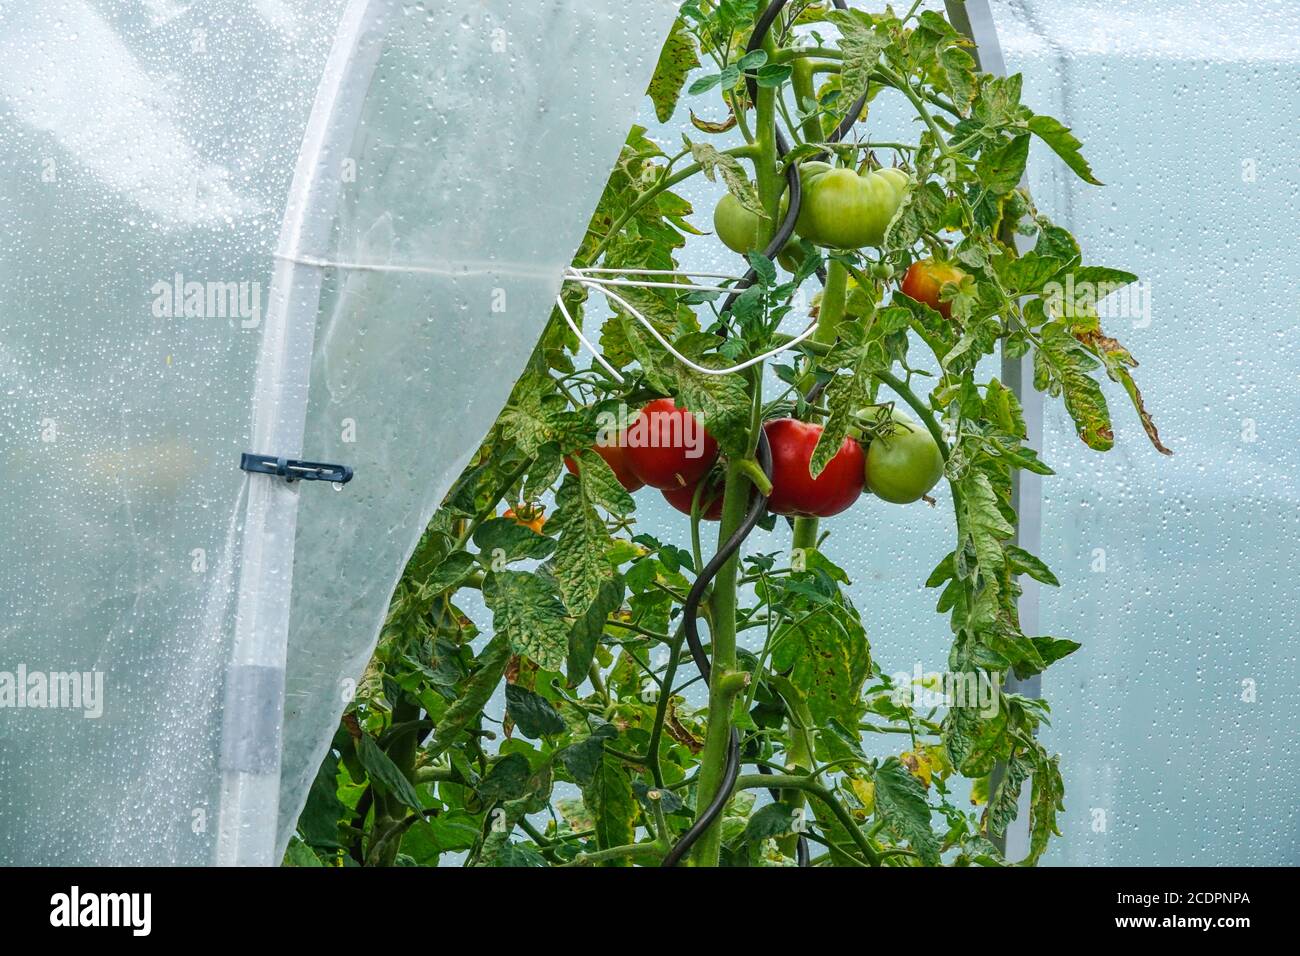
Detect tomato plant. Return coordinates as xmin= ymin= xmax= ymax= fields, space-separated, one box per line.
xmin=294 ymin=0 xmax=1169 ymax=870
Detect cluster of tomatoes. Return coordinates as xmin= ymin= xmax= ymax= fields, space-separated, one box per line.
xmin=714 ymin=160 xmax=913 ymax=268
xmin=554 ymin=163 xmax=969 ymax=526
xmin=565 ymin=396 xmax=945 ymax=522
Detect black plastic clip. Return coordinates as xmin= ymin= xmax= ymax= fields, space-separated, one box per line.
xmin=240 ymin=452 xmax=353 ymax=485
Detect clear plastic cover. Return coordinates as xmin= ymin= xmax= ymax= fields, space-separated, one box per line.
xmin=0 ymin=0 xmax=676 ymax=864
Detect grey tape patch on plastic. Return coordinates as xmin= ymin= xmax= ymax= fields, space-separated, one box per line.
xmin=220 ymin=664 xmax=285 ymax=774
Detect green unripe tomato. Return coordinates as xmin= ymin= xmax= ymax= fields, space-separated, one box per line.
xmin=776 ymin=241 xmax=806 ymax=273
xmin=874 ymin=166 xmax=912 ymax=205
xmin=712 ymin=189 xmax=789 ymax=256
xmin=865 ymin=408 xmax=945 ymax=504
xmin=796 ymin=166 xmax=911 ymax=250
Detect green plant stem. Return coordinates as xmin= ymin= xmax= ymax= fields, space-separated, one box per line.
xmin=644 ymin=626 xmax=683 ymax=790
xmin=691 ymin=457 xmax=752 ymax=867
xmin=790 ymin=256 xmax=849 ymax=557
xmin=561 ymin=841 xmax=664 ymax=867
xmin=690 ymin=27 xmax=782 ymax=860
xmin=790 ymin=57 xmax=822 ymax=143
xmin=775 ymin=685 xmax=816 ymax=859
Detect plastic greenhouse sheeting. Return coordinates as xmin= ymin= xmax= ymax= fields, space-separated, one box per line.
xmin=0 ymin=0 xmax=678 ymax=865
xmin=988 ymin=0 xmax=1300 ymax=865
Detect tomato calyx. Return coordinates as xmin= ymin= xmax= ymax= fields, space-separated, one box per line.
xmin=502 ymin=505 xmax=546 ymax=534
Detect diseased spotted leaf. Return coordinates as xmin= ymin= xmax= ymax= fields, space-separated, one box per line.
xmin=885 ymin=180 xmax=947 ymax=251
xmin=566 ymin=574 xmax=625 ymax=687
xmin=647 ymin=18 xmax=700 ymax=123
xmin=689 ymin=139 xmax=763 ymax=215
xmin=582 ymin=754 xmax=639 ymax=862
xmin=549 ymin=473 xmax=614 ymax=616
xmin=1072 ymin=325 xmax=1172 ymax=456
xmin=504 ymin=684 xmax=565 ymax=739
xmin=482 ymin=570 xmax=571 ymax=672
xmin=939 ymin=45 xmax=978 ymax=113
xmin=476 ymin=752 xmax=533 ymax=802
xmin=571 ymin=448 xmax=636 ymax=516
xmin=985 ymin=749 xmax=1033 ymax=838
xmin=472 ymin=518 xmax=556 ymax=564
xmin=873 ymin=757 xmax=940 ymax=865
xmin=1024 ymin=750 xmax=1066 ymax=865
xmin=977 ymin=133 xmax=1030 ymax=194
xmin=827 ymin=9 xmax=889 ymax=107
xmin=770 ymin=554 xmax=870 ymax=726
xmin=1033 ymin=322 xmax=1114 ymax=451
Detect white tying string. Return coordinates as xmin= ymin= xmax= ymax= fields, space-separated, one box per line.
xmin=555 ymin=293 xmax=625 ymax=384
xmin=574 ymin=277 xmax=819 ymax=377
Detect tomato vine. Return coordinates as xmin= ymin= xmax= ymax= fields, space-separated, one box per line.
xmin=288 ymin=0 xmax=1168 ymax=870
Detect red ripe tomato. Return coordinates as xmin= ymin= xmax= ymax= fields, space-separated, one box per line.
xmin=661 ymin=475 xmax=725 ymax=521
xmin=763 ymin=418 xmax=865 ymax=518
xmin=564 ymin=439 xmax=644 ymax=492
xmin=900 ymin=259 xmax=966 ymax=319
xmin=623 ymin=398 xmax=719 ymax=490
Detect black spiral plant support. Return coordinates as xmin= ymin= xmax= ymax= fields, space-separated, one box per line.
xmin=661 ymin=0 xmax=866 ymax=867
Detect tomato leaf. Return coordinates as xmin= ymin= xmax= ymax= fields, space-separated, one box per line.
xmin=984 ymin=748 xmax=1033 ymax=838
xmin=689 ymin=138 xmax=763 ymax=215
xmin=1027 ymin=114 xmax=1102 ymax=185
xmin=647 ymin=18 xmax=700 ymax=123
xmin=476 ymin=752 xmax=533 ymax=802
xmin=873 ymin=757 xmax=940 ymax=865
xmin=770 ymin=554 xmax=871 ymax=726
xmin=482 ymin=570 xmax=571 ymax=673
xmin=566 ymin=574 xmax=625 ymax=687
xmin=742 ymin=802 xmax=799 ymax=842
xmin=1032 ymin=322 xmax=1114 ymax=451
xmin=1005 ymin=545 xmax=1059 ymax=586
xmin=884 ymin=180 xmax=947 ymax=251
xmin=827 ymin=9 xmax=889 ymax=108
xmin=425 ymin=632 xmax=511 ymax=759
xmin=581 ymin=753 xmax=639 ymax=862
xmin=549 ymin=472 xmax=616 ymax=617
xmin=356 ymin=734 xmax=424 ymax=812
xmin=977 ymin=133 xmax=1030 ymax=194
xmin=504 ymin=684 xmax=565 ymax=739
xmin=939 ymin=45 xmax=978 ymax=114
xmin=472 ymin=518 xmax=556 ymax=564
xmin=1024 ymin=750 xmax=1066 ymax=864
